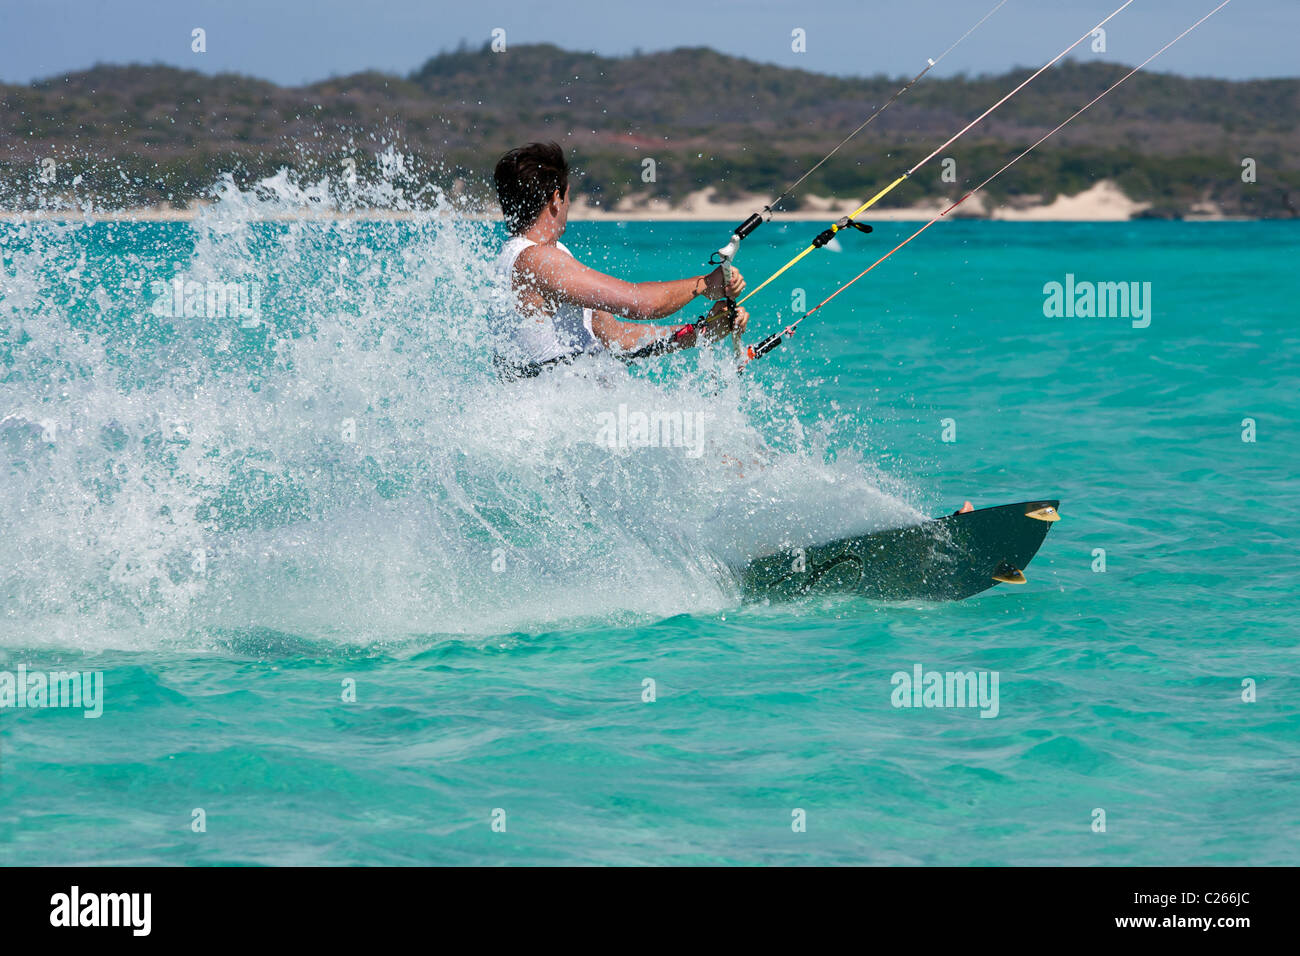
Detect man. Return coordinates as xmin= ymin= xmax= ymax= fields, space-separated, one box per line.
xmin=490 ymin=141 xmax=749 ymax=378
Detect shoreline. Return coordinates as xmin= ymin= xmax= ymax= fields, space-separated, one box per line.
xmin=0 ymin=181 xmax=1253 ymax=224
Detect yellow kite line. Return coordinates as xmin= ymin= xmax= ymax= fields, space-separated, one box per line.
xmin=737 ymin=0 xmax=1137 ymax=307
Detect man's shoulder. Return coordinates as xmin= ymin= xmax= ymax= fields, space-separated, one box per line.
xmin=514 ymin=240 xmax=580 ymax=273
xmin=514 ymin=239 xmax=572 ymax=257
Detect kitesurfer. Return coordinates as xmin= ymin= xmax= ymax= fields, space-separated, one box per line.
xmin=490 ymin=142 xmax=749 ymax=379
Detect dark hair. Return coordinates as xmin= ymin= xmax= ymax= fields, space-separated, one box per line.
xmin=493 ymin=142 xmax=569 ymax=234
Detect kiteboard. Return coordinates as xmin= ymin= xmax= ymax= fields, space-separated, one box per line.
xmin=739 ymin=499 xmax=1060 ymax=602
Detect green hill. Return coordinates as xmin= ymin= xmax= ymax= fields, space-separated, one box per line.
xmin=2 ymin=43 xmax=1296 ymax=217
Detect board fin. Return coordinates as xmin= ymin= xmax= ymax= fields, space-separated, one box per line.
xmin=992 ymin=561 xmax=1027 ymax=584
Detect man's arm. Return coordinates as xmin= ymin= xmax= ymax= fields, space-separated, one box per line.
xmin=515 ymin=244 xmax=744 ymax=321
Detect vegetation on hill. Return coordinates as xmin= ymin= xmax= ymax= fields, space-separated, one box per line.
xmin=1 ymin=43 xmax=1295 ymax=217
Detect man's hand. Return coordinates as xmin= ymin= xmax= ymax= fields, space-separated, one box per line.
xmin=698 ymin=301 xmax=750 ymax=342
xmin=700 ymin=266 xmax=746 ymax=300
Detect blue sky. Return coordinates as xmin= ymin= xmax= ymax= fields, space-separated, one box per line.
xmin=0 ymin=0 xmax=1290 ymax=85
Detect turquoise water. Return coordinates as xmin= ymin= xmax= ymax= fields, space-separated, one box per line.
xmin=1 ymin=204 xmax=1297 ymax=865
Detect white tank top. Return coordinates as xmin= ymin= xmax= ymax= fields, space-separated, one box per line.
xmin=491 ymin=236 xmax=600 ymax=364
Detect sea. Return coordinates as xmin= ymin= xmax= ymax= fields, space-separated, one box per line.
xmin=1 ymin=181 xmax=1296 ymax=865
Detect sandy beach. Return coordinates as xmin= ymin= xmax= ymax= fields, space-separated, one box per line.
xmin=571 ymin=181 xmax=1236 ymax=222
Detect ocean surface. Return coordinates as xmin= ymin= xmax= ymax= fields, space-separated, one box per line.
xmin=1 ymin=195 xmax=1296 ymax=865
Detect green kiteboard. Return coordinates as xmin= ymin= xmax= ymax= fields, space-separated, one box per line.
xmin=739 ymin=499 xmax=1061 ymax=602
